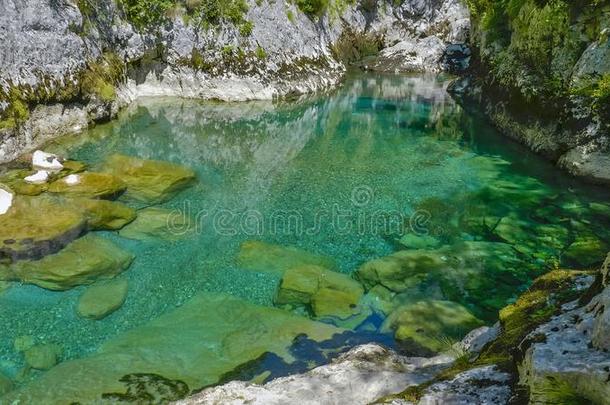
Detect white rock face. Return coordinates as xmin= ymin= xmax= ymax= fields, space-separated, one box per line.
xmin=519 ymin=285 xmax=610 ymax=404
xmin=24 ymin=170 xmax=50 ymax=184
xmin=32 ymin=150 xmax=63 ymax=171
xmin=0 ymin=188 xmax=13 ymax=215
xmin=177 ymin=344 xmax=455 ymax=405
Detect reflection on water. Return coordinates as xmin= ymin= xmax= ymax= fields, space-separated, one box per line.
xmin=1 ymin=73 xmax=610 ymax=402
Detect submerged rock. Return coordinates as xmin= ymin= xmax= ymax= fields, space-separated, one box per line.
xmin=563 ymin=233 xmax=608 ymax=267
xmin=103 ymin=154 xmax=196 ymax=204
xmin=177 ymin=344 xmax=453 ymax=405
xmin=275 ymin=265 xmax=364 ymax=319
xmin=77 ymin=279 xmax=128 ymax=320
xmin=4 ymin=234 xmax=133 ymax=290
xmin=48 ymin=172 xmax=126 ymax=199
xmin=237 ymin=240 xmax=337 ymax=275
xmin=3 ymin=293 xmax=341 ymax=404
xmin=118 ymin=207 xmax=191 ymax=241
xmin=355 ymin=250 xmax=446 ymax=293
xmin=397 ymin=234 xmax=441 ymax=250
xmin=0 ymin=372 xmax=13 ymax=396
xmin=24 ymin=343 xmax=62 ymax=370
xmin=0 ymin=169 xmax=46 ymax=196
xmin=0 ymin=196 xmax=86 ymax=260
xmin=382 ymin=300 xmax=484 ymax=356
xmin=74 ymin=199 xmax=137 ymax=231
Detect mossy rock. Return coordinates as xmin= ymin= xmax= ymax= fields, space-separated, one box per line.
xmin=118 ymin=207 xmax=192 ymax=241
xmin=0 ymin=169 xmax=46 ymax=196
xmin=0 ymin=371 xmax=13 ymax=396
xmin=4 ymin=234 xmax=134 ymax=291
xmin=60 ymin=160 xmax=88 ymax=175
xmin=103 ymin=154 xmax=196 ymax=204
xmin=275 ymin=264 xmax=363 ymax=319
xmin=24 ymin=343 xmax=62 ymax=370
xmin=0 ymin=196 xmax=86 ymax=261
xmin=237 ymin=240 xmax=337 ymax=275
xmin=48 ymin=172 xmax=126 ymax=199
xmin=355 ymin=249 xmax=446 ymax=293
xmin=397 ymin=234 xmax=441 ymax=250
xmin=563 ymin=234 xmax=608 ymax=267
xmin=72 ymin=199 xmax=137 ymax=231
xmin=381 ymin=300 xmax=484 ymax=356
xmin=77 ymin=279 xmax=129 ymax=320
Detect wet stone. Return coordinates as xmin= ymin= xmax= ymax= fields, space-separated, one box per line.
xmin=118 ymin=207 xmax=192 ymax=241
xmin=24 ymin=344 xmax=62 ymax=370
xmin=47 ymin=172 xmax=126 ymax=200
xmin=77 ymin=279 xmax=129 ymax=320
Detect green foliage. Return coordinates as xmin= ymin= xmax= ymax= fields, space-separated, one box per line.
xmin=255 ymin=46 xmax=267 ymax=59
xmin=295 ymin=0 xmax=330 ymax=16
xmin=572 ymin=73 xmax=610 ymax=121
xmin=286 ymin=9 xmax=296 ymax=23
xmin=116 ymin=0 xmax=175 ymax=29
xmin=80 ymin=52 xmax=124 ymax=102
xmin=537 ymin=376 xmax=591 ymax=405
xmin=0 ymin=88 xmax=29 ymax=130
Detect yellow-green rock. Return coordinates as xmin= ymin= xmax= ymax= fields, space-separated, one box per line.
xmin=77 ymin=279 xmax=129 ymax=320
xmin=0 ymin=169 xmax=46 ymax=196
xmin=48 ymin=172 xmax=126 ymax=199
xmin=237 ymin=240 xmax=337 ymax=275
xmin=5 ymin=235 xmax=134 ymax=291
xmin=75 ymin=199 xmax=137 ymax=230
xmin=0 ymin=196 xmax=86 ymax=260
xmin=3 ymin=293 xmax=341 ymax=404
xmin=103 ymin=154 xmax=196 ymax=203
xmin=60 ymin=160 xmax=87 ymax=175
xmin=355 ymin=249 xmax=446 ymax=292
xmin=24 ymin=343 xmax=62 ymax=370
xmin=275 ymin=265 xmax=363 ymax=320
xmin=563 ymin=234 xmax=608 ymax=267
xmin=382 ymin=300 xmax=484 ymax=356
xmin=118 ymin=207 xmax=192 ymax=241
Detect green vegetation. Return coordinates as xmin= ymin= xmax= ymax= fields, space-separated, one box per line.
xmin=467 ymin=0 xmax=607 ymax=110
xmin=116 ymin=0 xmax=253 ymax=36
xmin=295 ymin=0 xmax=330 ymax=16
xmin=80 ymin=52 xmax=125 ymax=103
xmin=0 ymin=88 xmax=29 ymax=130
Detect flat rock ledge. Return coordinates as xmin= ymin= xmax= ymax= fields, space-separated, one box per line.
xmin=176 ymin=344 xmax=454 ymax=405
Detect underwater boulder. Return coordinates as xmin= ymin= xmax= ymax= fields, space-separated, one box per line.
xmin=0 ymin=372 xmax=12 ymax=396
xmin=237 ymin=240 xmax=337 ymax=275
xmin=24 ymin=343 xmax=63 ymax=370
xmin=103 ymin=154 xmax=196 ymax=204
xmin=397 ymin=234 xmax=441 ymax=250
xmin=1 ymin=293 xmax=341 ymax=404
xmin=355 ymin=249 xmax=446 ymax=293
xmin=0 ymin=196 xmax=86 ymax=261
xmin=73 ymin=199 xmax=137 ymax=231
xmin=4 ymin=234 xmax=133 ymax=290
xmin=48 ymin=172 xmax=126 ymax=200
xmin=275 ymin=265 xmax=364 ymax=319
xmin=563 ymin=233 xmax=608 ymax=267
xmin=0 ymin=169 xmax=46 ymax=196
xmin=118 ymin=207 xmax=191 ymax=241
xmin=77 ymin=279 xmax=129 ymax=320
xmin=382 ymin=300 xmax=484 ymax=356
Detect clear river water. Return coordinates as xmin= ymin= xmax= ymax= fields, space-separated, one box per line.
xmin=1 ymin=73 xmax=609 ymax=403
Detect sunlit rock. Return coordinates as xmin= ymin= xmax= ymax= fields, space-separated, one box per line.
xmin=24 ymin=343 xmax=62 ymax=370
xmin=103 ymin=154 xmax=196 ymax=204
xmin=2 ymin=293 xmax=341 ymax=404
xmin=4 ymin=234 xmax=133 ymax=290
xmin=0 ymin=196 xmax=86 ymax=260
xmin=77 ymin=279 xmax=129 ymax=320
xmin=0 ymin=186 xmax=13 ymax=215
xmin=381 ymin=300 xmax=484 ymax=356
xmin=237 ymin=240 xmax=337 ymax=275
xmin=355 ymin=250 xmax=446 ymax=293
xmin=48 ymin=172 xmax=126 ymax=199
xmin=23 ymin=170 xmax=49 ymax=184
xmin=118 ymin=207 xmax=191 ymax=240
xmin=275 ymin=265 xmax=364 ymax=319
xmin=32 ymin=150 xmax=63 ymax=171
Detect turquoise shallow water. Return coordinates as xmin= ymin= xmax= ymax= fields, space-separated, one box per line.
xmin=1 ymin=73 xmax=610 ymax=400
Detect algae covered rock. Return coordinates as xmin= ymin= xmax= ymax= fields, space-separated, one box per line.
xmin=0 ymin=169 xmax=46 ymax=196
xmin=355 ymin=249 xmax=446 ymax=293
xmin=118 ymin=207 xmax=191 ymax=241
xmin=103 ymin=154 xmax=196 ymax=204
xmin=237 ymin=240 xmax=337 ymax=275
xmin=2 ymin=293 xmax=341 ymax=404
xmin=0 ymin=372 xmax=13 ymax=396
xmin=397 ymin=234 xmax=441 ymax=250
xmin=48 ymin=172 xmax=126 ymax=199
xmin=77 ymin=279 xmax=128 ymax=320
xmin=563 ymin=233 xmax=608 ymax=267
xmin=6 ymin=234 xmax=134 ymax=290
xmin=0 ymin=196 xmax=86 ymax=260
xmin=24 ymin=343 xmax=62 ymax=370
xmin=382 ymin=300 xmax=484 ymax=356
xmin=275 ymin=265 xmax=364 ymax=319
xmin=75 ymin=199 xmax=137 ymax=230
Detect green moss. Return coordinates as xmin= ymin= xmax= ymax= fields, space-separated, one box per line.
xmin=80 ymin=52 xmax=124 ymax=103
xmin=330 ymin=27 xmax=384 ymax=64
xmin=286 ymin=9 xmax=296 ymax=23
xmin=0 ymin=87 xmax=30 ymax=130
xmin=255 ymin=46 xmax=267 ymax=60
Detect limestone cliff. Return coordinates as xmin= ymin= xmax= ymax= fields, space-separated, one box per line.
xmin=0 ymin=0 xmax=469 ymax=163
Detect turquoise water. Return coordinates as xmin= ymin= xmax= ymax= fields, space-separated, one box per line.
xmin=1 ymin=73 xmax=610 ymax=401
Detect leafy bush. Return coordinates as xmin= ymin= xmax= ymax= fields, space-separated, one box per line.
xmin=116 ymin=0 xmax=175 ymax=29
xmin=295 ymin=0 xmax=330 ymax=16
